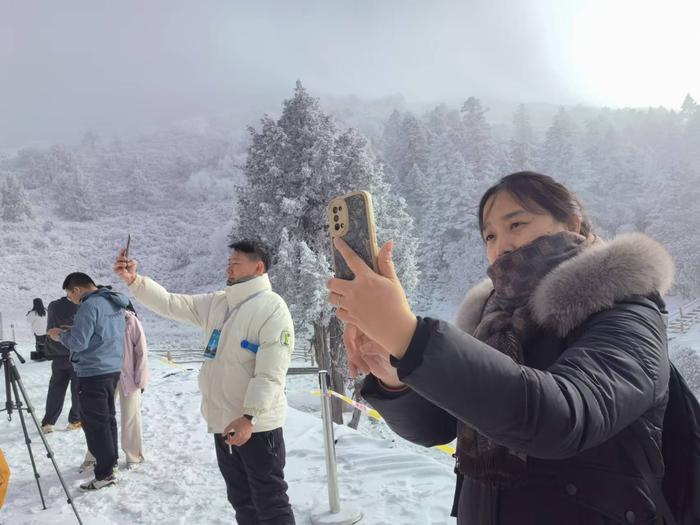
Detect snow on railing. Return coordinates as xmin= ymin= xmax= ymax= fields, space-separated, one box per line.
xmin=667 ymin=297 xmax=700 ymax=338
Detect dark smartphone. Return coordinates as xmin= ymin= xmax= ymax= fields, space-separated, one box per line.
xmin=125 ymin=234 xmax=131 ymax=259
xmin=328 ymin=191 xmax=379 ymax=280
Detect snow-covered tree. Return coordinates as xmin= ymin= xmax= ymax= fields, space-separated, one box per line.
xmin=682 ymin=95 xmax=700 ymax=173
xmin=380 ymin=111 xmax=431 ymax=213
xmin=680 ymin=93 xmax=698 ymax=125
xmin=234 ymin=82 xmax=418 ymax=422
xmin=53 ymin=168 xmax=97 ymax=221
xmin=509 ymin=104 xmax=539 ymax=171
xmin=1 ymin=174 xmax=32 ymax=222
xmin=541 ymin=108 xmax=580 ymax=184
xmin=419 ymin=136 xmax=485 ymax=314
xmin=460 ymin=97 xmax=498 ymax=179
xmin=12 ymin=145 xmax=78 ymax=190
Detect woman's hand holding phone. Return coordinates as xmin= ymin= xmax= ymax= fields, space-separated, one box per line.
xmin=344 ymin=323 xmax=405 ymax=388
xmin=327 ymin=237 xmax=417 ymax=360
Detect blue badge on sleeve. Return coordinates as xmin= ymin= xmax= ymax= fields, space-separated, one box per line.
xmin=241 ymin=340 xmax=259 ymax=354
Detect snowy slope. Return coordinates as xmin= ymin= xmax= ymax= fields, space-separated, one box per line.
xmin=0 ymin=342 xmax=456 ymax=525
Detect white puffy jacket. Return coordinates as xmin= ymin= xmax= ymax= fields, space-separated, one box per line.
xmin=27 ymin=311 xmax=47 ymax=336
xmin=128 ymin=273 xmax=294 ymax=433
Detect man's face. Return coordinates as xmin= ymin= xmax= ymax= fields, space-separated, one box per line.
xmin=65 ymin=287 xmax=83 ymax=305
xmin=227 ymin=251 xmax=263 ymax=284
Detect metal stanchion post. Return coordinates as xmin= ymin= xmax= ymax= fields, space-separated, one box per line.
xmin=311 ymin=370 xmax=362 ymax=525
xmin=321 ymin=370 xmax=341 ymax=512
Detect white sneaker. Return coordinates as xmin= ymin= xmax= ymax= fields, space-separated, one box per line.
xmin=41 ymin=424 xmax=54 ymax=434
xmin=80 ymin=475 xmax=116 ymax=491
xmin=126 ymin=460 xmax=143 ymax=470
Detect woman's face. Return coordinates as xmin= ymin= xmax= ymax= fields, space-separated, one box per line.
xmin=481 ymin=190 xmax=580 ymax=264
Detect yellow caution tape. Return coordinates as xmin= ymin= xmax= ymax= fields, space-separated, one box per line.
xmin=312 ymin=389 xmax=455 ymax=456
xmin=159 ymin=357 xmax=188 ymax=371
xmin=435 ymin=444 xmax=456 ymax=455
xmin=327 ymin=390 xmax=383 ymax=421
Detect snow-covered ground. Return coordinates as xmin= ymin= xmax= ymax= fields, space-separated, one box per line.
xmin=0 ymin=343 xmax=456 ymax=525
xmin=3 ymin=326 xmax=699 ymax=525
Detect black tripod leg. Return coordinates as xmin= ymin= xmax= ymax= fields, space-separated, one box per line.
xmin=8 ymin=365 xmax=47 ymax=509
xmin=7 ymin=358 xmax=84 ymax=525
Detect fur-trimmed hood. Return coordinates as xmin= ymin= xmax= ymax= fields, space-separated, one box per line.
xmin=455 ymin=233 xmax=674 ymax=337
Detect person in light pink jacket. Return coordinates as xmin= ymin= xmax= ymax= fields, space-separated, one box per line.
xmin=81 ymin=300 xmax=150 ymax=472
xmin=119 ymin=304 xmax=149 ymax=468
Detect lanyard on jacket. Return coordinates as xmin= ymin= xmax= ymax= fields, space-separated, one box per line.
xmin=203 ymin=290 xmax=267 ymax=360
xmin=220 ymin=290 xmax=267 ymax=329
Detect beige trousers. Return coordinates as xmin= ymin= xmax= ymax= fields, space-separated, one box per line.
xmin=85 ymin=389 xmax=144 ymax=465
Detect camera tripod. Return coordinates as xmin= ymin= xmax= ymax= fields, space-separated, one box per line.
xmin=0 ymin=341 xmax=83 ymax=524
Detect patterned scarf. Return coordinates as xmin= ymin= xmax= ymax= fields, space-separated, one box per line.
xmin=455 ymin=231 xmax=589 ymax=487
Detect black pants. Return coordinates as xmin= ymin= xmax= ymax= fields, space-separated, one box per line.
xmin=42 ymin=358 xmax=81 ymax=426
xmin=78 ymin=372 xmax=120 ymax=480
xmin=214 ymin=428 xmax=295 ymax=525
xmin=35 ymin=335 xmax=47 ymax=354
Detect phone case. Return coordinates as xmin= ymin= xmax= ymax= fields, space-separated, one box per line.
xmin=328 ymin=191 xmax=379 ymax=280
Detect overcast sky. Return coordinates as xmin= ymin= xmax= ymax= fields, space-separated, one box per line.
xmin=1 ymin=0 xmax=699 ymax=148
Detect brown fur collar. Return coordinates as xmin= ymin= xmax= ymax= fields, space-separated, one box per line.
xmin=454 ymin=233 xmax=674 ymax=338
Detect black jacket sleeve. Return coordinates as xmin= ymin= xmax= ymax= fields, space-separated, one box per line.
xmin=393 ymin=299 xmax=669 ymax=460
xmin=46 ymin=301 xmax=58 ymax=330
xmin=361 ymin=374 xmax=458 ymax=448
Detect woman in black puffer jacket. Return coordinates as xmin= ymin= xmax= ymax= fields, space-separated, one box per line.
xmin=327 ymin=172 xmax=676 ymax=524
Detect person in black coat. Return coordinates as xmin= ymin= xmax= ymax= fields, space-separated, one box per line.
xmin=41 ymin=296 xmax=81 ymax=433
xmin=327 ymin=172 xmax=676 ymax=524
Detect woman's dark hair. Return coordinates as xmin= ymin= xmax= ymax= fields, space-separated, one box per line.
xmin=478 ymin=171 xmax=592 ymax=240
xmin=28 ymin=298 xmax=46 ymax=317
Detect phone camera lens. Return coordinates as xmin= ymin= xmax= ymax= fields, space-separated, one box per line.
xmin=334 ymin=224 xmax=341 ymax=231
xmin=340 ymin=223 xmax=344 ymax=228
xmin=333 ymin=214 xmax=339 ymax=222
xmin=332 ymin=206 xmax=338 ymax=213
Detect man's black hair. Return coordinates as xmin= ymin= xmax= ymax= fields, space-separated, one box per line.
xmin=228 ymin=239 xmax=272 ymax=272
xmin=62 ymin=272 xmax=96 ymax=290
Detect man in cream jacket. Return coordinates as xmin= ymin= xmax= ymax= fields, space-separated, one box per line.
xmin=114 ymin=239 xmax=295 ymax=525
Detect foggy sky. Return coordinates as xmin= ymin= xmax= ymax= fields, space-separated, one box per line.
xmin=1 ymin=0 xmax=697 ymax=149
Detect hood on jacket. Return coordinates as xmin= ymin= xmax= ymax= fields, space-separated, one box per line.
xmin=455 ymin=232 xmax=674 ymax=338
xmin=84 ymin=287 xmax=130 ymax=309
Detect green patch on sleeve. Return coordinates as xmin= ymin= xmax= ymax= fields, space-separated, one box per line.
xmin=280 ymin=330 xmax=292 ymax=347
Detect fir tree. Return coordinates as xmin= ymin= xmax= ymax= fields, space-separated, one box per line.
xmin=1 ymin=175 xmax=32 ymax=222
xmin=680 ymin=93 xmax=698 ymax=124
xmin=509 ymin=104 xmax=539 ymax=171
xmin=420 ymin=136 xmax=484 ymax=314
xmin=54 ymin=168 xmax=97 ymax=221
xmin=234 ymin=82 xmax=418 ymax=422
xmin=460 ymin=97 xmax=497 ymax=178
xmin=380 ymin=111 xmax=431 ymax=213
xmin=541 ymin=108 xmax=579 ymax=184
